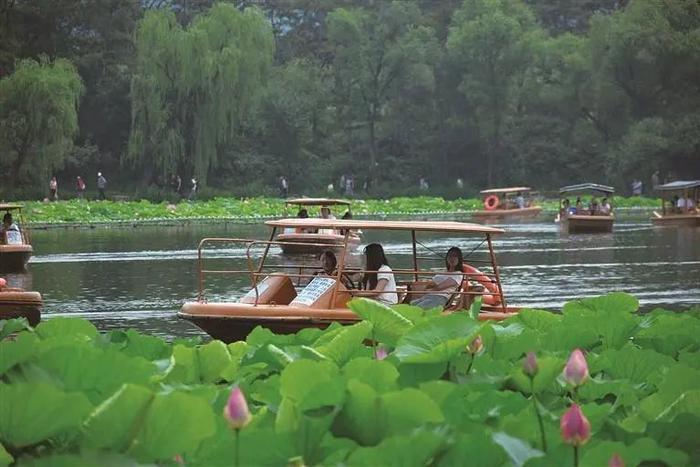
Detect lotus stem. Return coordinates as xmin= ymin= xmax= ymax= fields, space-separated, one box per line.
xmin=465 ymin=353 xmax=475 ymax=376
xmin=235 ymin=428 xmax=240 ymax=467
xmin=531 ymin=379 xmax=547 ymax=452
xmin=573 ymin=445 xmax=579 ymax=467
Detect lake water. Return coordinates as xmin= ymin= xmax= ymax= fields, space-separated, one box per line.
xmin=6 ymin=212 xmax=699 ymax=340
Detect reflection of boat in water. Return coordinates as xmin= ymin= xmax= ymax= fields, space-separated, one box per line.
xmin=557 ymin=183 xmax=615 ymax=234
xmin=0 ymin=204 xmax=33 ymax=272
xmin=472 ymin=187 xmax=542 ymax=220
xmin=651 ymin=181 xmax=700 ymax=227
xmin=179 ymin=219 xmax=520 ymax=343
xmin=275 ymin=198 xmax=361 ymax=254
xmin=0 ymin=277 xmax=42 ymax=327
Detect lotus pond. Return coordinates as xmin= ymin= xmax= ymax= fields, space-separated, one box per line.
xmin=1 ymin=293 xmax=699 ymax=466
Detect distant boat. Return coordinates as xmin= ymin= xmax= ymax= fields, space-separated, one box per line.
xmin=471 ymin=187 xmax=542 ymax=220
xmin=0 ymin=204 xmax=33 ymax=272
xmin=651 ymin=180 xmax=700 ymax=227
xmin=557 ymin=183 xmax=615 ymax=234
xmin=0 ymin=278 xmax=42 ymax=327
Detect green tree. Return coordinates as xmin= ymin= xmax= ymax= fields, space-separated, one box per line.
xmin=126 ymin=3 xmax=273 ymax=185
xmin=0 ymin=57 xmax=83 ymax=194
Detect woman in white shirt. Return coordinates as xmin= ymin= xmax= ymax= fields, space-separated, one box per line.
xmin=411 ymin=247 xmax=464 ymax=309
xmin=361 ymin=243 xmax=397 ymax=305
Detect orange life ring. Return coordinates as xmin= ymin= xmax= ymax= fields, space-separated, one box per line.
xmin=484 ymin=195 xmax=500 ymax=210
xmin=462 ymin=264 xmax=501 ymax=306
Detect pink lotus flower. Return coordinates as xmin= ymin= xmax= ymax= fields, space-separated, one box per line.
xmin=467 ymin=335 xmax=483 ymax=354
xmin=560 ymin=403 xmax=591 ymax=446
xmin=223 ymin=386 xmax=251 ymax=429
xmin=563 ymin=349 xmax=589 ymax=387
xmin=374 ymin=346 xmax=388 ymax=360
xmin=523 ymin=351 xmax=538 ymax=377
xmin=608 ymin=453 xmax=624 ymax=467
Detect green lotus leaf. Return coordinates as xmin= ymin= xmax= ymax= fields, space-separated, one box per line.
xmin=35 ymin=317 xmax=98 ymax=340
xmin=492 ymin=432 xmax=544 ymax=467
xmin=343 ymin=357 xmax=399 ymax=393
xmin=197 ymin=340 xmax=233 ymax=383
xmin=439 ymin=433 xmax=508 ymax=466
xmin=0 ymin=332 xmax=39 ymax=376
xmin=0 ymin=318 xmax=32 ymax=340
xmin=314 ymin=321 xmax=372 ymax=366
xmin=591 ymin=344 xmax=676 ymax=385
xmin=119 ymin=329 xmax=171 ymax=361
xmin=646 ymin=414 xmax=700 ymax=465
xmin=580 ymin=437 xmax=689 ymax=467
xmin=346 ymin=429 xmax=446 ymax=466
xmin=0 ymin=443 xmax=12 ymax=467
xmin=0 ymin=382 xmax=93 ymax=448
xmin=635 ymin=312 xmax=700 ymax=356
xmin=510 ymin=356 xmax=566 ymax=395
xmin=348 ymin=298 xmax=413 ymax=347
xmin=14 ymin=452 xmax=142 ymax=467
xmin=279 ymin=360 xmax=345 ymax=411
xmin=395 ymin=313 xmax=480 ymax=363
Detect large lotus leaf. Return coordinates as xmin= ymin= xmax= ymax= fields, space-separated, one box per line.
xmin=276 ymin=402 xmax=339 ymax=463
xmin=279 ymin=360 xmax=345 ymax=411
xmin=15 ymin=452 xmax=144 ymax=467
xmin=82 ymin=384 xmax=154 ymax=451
xmin=198 ymin=340 xmax=233 ymax=383
xmin=314 ymin=321 xmax=372 ymax=366
xmin=578 ymin=377 xmax=646 ymax=409
xmin=348 ymin=298 xmax=413 ymax=346
xmin=489 ymin=323 xmax=543 ymax=361
xmin=591 ymin=345 xmax=676 ymax=385
xmin=346 ymin=429 xmax=446 ymax=467
xmin=188 ymin=426 xmax=296 ymax=467
xmin=128 ymin=390 xmax=216 ymax=462
xmin=394 ymin=313 xmax=481 ymax=363
xmin=0 ymin=332 xmax=38 ymax=376
xmin=654 ymin=390 xmax=700 ymax=422
xmin=391 ymin=304 xmax=440 ymax=325
xmin=510 ymin=356 xmax=566 ymax=395
xmin=418 ymin=380 xmax=457 ymax=407
xmin=516 ymin=308 xmax=562 ymax=331
xmin=562 ymin=292 xmax=639 ymax=316
xmin=580 ymin=437 xmax=689 ymax=467
xmin=678 ymin=350 xmax=700 ymax=370
xmin=396 ymin=361 xmax=449 ymax=388
xmin=245 ymin=326 xmax=299 ymax=349
xmin=638 ymin=365 xmax=700 ymax=421
xmin=220 ymin=341 xmax=248 ymax=381
xmin=119 ymin=329 xmax=171 ymax=361
xmin=379 ymin=388 xmax=444 ymax=435
xmin=646 ymin=414 xmax=700 ymax=464
xmin=0 ymin=382 xmax=93 ymax=448
xmin=438 ymin=432 xmax=508 ymax=467
xmin=492 ymin=432 xmax=544 ymax=467
xmin=164 ymin=344 xmax=199 ymax=384
xmin=318 ymin=435 xmax=359 ymax=466
xmin=343 ymin=357 xmax=399 ymax=393
xmin=0 ymin=318 xmax=32 ymax=340
xmin=0 ymin=444 xmax=11 ymax=467
xmin=35 ymin=317 xmax=98 ymax=340
xmin=34 ymin=342 xmax=156 ymax=404
xmin=635 ymin=313 xmax=700 ymax=356
xmin=438 ymin=385 xmax=530 ymax=431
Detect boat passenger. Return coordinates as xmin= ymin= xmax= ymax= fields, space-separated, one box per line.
xmin=410 ymin=247 xmax=464 ymax=310
xmin=515 ymin=192 xmax=525 ymax=209
xmin=677 ymin=196 xmax=688 ymax=213
xmin=0 ymin=213 xmax=20 ymax=244
xmin=314 ymin=250 xmax=354 ymax=289
xmin=319 ymin=206 xmax=337 ymax=234
xmin=361 ymin=243 xmax=397 ymax=305
xmin=575 ymin=197 xmax=583 ymax=213
xmin=600 ymin=197 xmax=612 ymax=215
xmin=589 ymin=197 xmax=599 ymax=215
xmin=340 ymin=211 xmax=352 ymax=235
xmin=291 ymin=208 xmax=312 ymax=233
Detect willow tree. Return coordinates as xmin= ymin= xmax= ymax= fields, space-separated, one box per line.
xmin=126 ymin=4 xmax=274 ymax=184
xmin=0 ymin=58 xmax=83 ymax=193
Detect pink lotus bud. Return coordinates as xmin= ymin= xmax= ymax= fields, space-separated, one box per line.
xmin=563 ymin=349 xmax=589 ymax=387
xmin=374 ymin=346 xmax=388 ymax=360
xmin=467 ymin=335 xmax=483 ymax=354
xmin=523 ymin=351 xmax=538 ymax=377
xmin=223 ymin=386 xmax=251 ymax=429
xmin=560 ymin=403 xmax=591 ymax=446
xmin=608 ymin=453 xmax=624 ymax=467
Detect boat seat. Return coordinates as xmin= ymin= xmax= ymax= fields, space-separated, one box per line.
xmin=239 ymin=274 xmax=297 ymax=305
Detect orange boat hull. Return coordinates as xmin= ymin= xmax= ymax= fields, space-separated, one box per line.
xmin=0 ymin=290 xmax=42 ymax=326
xmin=561 ymin=214 xmax=614 ymax=233
xmin=0 ymin=245 xmax=32 ymax=272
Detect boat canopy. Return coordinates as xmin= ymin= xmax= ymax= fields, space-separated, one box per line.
xmin=655 ymin=180 xmax=700 ymax=191
xmin=559 ymin=183 xmax=615 ymax=194
xmin=0 ymin=204 xmax=24 ymax=211
xmin=480 ymin=187 xmax=531 ymax=195
xmin=267 ymin=218 xmax=505 ymax=234
xmin=285 ymin=198 xmax=351 ymax=207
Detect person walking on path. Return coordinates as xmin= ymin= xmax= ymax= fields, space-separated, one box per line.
xmin=279 ymin=176 xmax=289 ymax=198
xmin=49 ymin=176 xmax=58 ymax=201
xmin=97 ymin=172 xmax=107 ymax=200
xmin=631 ymin=179 xmax=643 ymax=196
xmin=651 ymin=171 xmax=660 ymax=190
xmin=188 ymin=177 xmax=198 ymax=201
xmin=76 ymin=176 xmax=86 ymax=199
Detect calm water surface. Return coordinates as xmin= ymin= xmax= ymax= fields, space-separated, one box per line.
xmin=6 ymin=212 xmax=699 ymax=340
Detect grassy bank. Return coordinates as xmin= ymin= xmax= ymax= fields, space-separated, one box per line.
xmin=13 ymin=196 xmax=661 ymax=226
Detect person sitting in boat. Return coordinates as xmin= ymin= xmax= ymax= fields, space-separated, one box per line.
xmin=600 ymin=197 xmax=612 ymax=215
xmin=676 ymin=195 xmax=688 ymax=213
xmin=361 ymin=243 xmax=397 ymax=305
xmin=410 ymin=247 xmax=464 ymax=310
xmin=340 ymin=210 xmax=352 ymax=235
xmin=515 ymin=192 xmax=525 ymax=209
xmin=575 ymin=197 xmax=583 ymax=213
xmin=0 ymin=213 xmax=20 ymax=244
xmin=589 ymin=197 xmax=599 ymax=215
xmin=313 ymin=250 xmax=355 ymax=289
xmin=319 ymin=206 xmax=337 ymax=234
xmin=288 ymin=208 xmax=311 ymax=233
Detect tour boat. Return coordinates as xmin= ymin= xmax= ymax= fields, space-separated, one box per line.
xmin=651 ymin=180 xmax=700 ymax=227
xmin=275 ymin=198 xmax=361 ymax=254
xmin=471 ymin=187 xmax=542 ymax=220
xmin=0 ymin=204 xmax=33 ymax=272
xmin=557 ymin=183 xmax=615 ymax=234
xmin=0 ymin=278 xmax=42 ymax=327
xmin=179 ymin=219 xmax=520 ymax=343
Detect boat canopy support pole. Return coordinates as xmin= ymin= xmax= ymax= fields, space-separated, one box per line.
xmin=486 ymin=234 xmax=507 ymax=312
xmin=331 ymin=229 xmax=351 ymax=306
xmin=411 ymin=230 xmax=418 ymax=282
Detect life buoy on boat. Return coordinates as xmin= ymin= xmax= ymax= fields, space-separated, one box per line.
xmin=462 ymin=264 xmax=501 ymax=306
xmin=0 ymin=278 xmax=5 ymax=289
xmin=484 ymin=195 xmax=500 ymax=211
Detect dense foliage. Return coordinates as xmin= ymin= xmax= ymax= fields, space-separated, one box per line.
xmin=18 ymin=196 xmax=660 ymax=225
xmin=1 ymin=0 xmax=698 ymax=199
xmin=1 ymin=293 xmax=699 ymax=466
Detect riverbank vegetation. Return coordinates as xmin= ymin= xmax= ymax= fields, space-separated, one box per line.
xmin=18 ymin=196 xmax=661 ymax=225
xmin=1 ymin=293 xmax=698 ymax=465
xmin=1 ymin=1 xmax=699 ymax=199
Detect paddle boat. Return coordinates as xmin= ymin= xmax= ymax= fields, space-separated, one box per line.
xmin=179 ymin=218 xmax=520 ymax=343
xmin=0 ymin=277 xmax=42 ymax=327
xmin=0 ymin=204 xmax=33 ymax=272
xmin=472 ymin=187 xmax=541 ymax=220
xmin=651 ymin=180 xmax=700 ymax=227
xmin=275 ymin=198 xmax=361 ymax=254
xmin=557 ymin=183 xmax=615 ymax=234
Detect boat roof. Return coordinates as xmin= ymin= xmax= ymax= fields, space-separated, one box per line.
xmin=559 ymin=183 xmax=615 ymax=194
xmin=267 ymin=218 xmax=505 ymax=234
xmin=285 ymin=198 xmax=351 ymax=206
xmin=655 ymin=180 xmax=700 ymax=191
xmin=0 ymin=204 xmax=24 ymax=211
xmin=480 ymin=187 xmax=531 ymax=194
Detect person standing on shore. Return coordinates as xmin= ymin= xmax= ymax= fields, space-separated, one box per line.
xmin=279 ymin=176 xmax=289 ymax=198
xmin=76 ymin=176 xmax=86 ymax=199
xmin=49 ymin=176 xmax=58 ymax=201
xmin=651 ymin=171 xmax=660 ymax=190
xmin=97 ymin=172 xmax=107 ymax=200
xmin=188 ymin=177 xmax=198 ymax=201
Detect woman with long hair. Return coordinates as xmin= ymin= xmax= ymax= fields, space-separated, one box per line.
xmin=410 ymin=247 xmax=464 ymax=310
xmin=362 ymin=243 xmax=397 ymax=305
